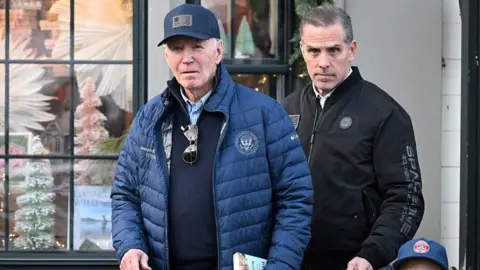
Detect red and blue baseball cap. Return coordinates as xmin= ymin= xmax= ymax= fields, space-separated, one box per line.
xmin=158 ymin=4 xmax=220 ymax=46
xmin=391 ymin=238 xmax=448 ymax=270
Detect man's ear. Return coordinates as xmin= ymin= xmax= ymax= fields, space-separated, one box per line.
xmin=348 ymin=40 xmax=357 ymax=61
xmin=299 ymin=40 xmax=306 ymax=58
xmin=215 ymin=39 xmax=224 ymax=64
xmin=163 ymin=44 xmax=168 ymax=58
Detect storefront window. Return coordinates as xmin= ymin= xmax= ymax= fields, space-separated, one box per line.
xmin=0 ymin=0 xmax=142 ymax=256
xmin=231 ymin=73 xmax=279 ymax=97
xmin=201 ymin=0 xmax=284 ymax=64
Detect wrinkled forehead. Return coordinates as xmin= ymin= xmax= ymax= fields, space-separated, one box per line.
xmin=302 ymin=40 xmax=345 ymax=50
xmin=301 ymin=23 xmax=347 ymax=48
xmin=165 ymin=36 xmax=207 ymax=47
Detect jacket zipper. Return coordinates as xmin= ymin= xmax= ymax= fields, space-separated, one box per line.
xmin=212 ymin=118 xmax=228 ymax=270
xmin=153 ymin=115 xmax=171 ymax=270
xmin=167 ymin=86 xmax=225 ymax=269
xmin=308 ymin=96 xmax=322 ymax=165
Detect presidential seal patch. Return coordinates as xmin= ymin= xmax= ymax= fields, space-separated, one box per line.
xmin=235 ymin=131 xmax=259 ymax=156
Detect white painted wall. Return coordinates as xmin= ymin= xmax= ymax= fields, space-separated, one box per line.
xmin=346 ymin=0 xmax=443 ymax=244
xmin=440 ymin=0 xmax=462 ymax=267
xmin=147 ymin=0 xmax=184 ymax=100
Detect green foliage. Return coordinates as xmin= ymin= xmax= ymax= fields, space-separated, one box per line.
xmin=290 ymin=0 xmax=333 ymax=76
xmin=96 ymin=128 xmax=129 ymax=155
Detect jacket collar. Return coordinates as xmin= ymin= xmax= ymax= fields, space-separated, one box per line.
xmin=164 ymin=62 xmax=234 ymax=117
xmin=305 ymin=66 xmax=363 ymax=104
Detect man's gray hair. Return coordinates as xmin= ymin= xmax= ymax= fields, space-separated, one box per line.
xmin=299 ymin=3 xmax=354 ymax=44
xmin=163 ymin=37 xmax=221 ymax=50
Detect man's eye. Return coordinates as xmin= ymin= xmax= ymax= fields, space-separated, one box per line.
xmin=308 ymin=49 xmax=320 ymax=54
xmin=328 ymin=48 xmax=340 ymax=54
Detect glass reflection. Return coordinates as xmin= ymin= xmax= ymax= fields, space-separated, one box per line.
xmin=73 ymin=64 xmax=133 ymax=155
xmin=74 ymin=159 xmax=116 ymax=251
xmin=231 ymin=74 xmax=275 ymax=97
xmin=202 ymin=0 xmax=280 ymax=60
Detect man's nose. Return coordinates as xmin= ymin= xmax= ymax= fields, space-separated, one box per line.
xmin=181 ymin=49 xmax=194 ymax=63
xmin=317 ymin=53 xmax=330 ymax=69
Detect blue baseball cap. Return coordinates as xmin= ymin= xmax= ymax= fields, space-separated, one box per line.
xmin=158 ymin=4 xmax=220 ymax=46
xmin=391 ymin=238 xmax=448 ymax=270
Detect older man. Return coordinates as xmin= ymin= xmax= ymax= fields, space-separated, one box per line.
xmin=111 ymin=4 xmax=313 ymax=270
xmin=282 ymin=3 xmax=425 ymax=270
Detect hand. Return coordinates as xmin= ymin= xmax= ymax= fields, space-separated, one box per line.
xmin=347 ymin=257 xmax=373 ymax=270
xmin=120 ymin=249 xmax=152 ymax=270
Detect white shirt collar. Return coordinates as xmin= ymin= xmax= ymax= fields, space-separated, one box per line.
xmin=312 ymin=67 xmax=353 ymax=98
xmin=180 ymin=86 xmax=212 ymax=106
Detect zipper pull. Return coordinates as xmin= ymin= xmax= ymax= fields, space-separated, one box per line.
xmin=309 ymin=132 xmax=315 ymax=144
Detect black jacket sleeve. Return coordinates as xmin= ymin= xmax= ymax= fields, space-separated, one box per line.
xmin=357 ymin=106 xmax=425 ymax=268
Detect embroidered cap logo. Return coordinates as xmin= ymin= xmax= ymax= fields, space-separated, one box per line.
xmin=172 ymin=14 xmax=192 ymax=28
xmin=413 ymin=240 xmax=430 ymax=253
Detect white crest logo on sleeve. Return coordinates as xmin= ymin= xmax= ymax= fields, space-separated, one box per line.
xmin=235 ymin=131 xmax=259 ymax=156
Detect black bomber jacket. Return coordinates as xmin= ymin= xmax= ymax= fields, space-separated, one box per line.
xmin=282 ymin=66 xmax=425 ymax=269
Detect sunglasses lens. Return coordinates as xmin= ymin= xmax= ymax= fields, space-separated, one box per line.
xmin=183 ymin=144 xmax=197 ymax=164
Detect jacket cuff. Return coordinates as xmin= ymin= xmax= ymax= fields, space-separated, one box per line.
xmin=117 ymin=244 xmax=149 ymax=264
xmin=357 ymin=245 xmax=389 ymax=269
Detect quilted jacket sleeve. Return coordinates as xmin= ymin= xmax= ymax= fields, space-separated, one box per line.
xmin=110 ymin=113 xmax=148 ymax=263
xmin=357 ymin=107 xmax=425 ymax=268
xmin=263 ymin=102 xmax=314 ymax=270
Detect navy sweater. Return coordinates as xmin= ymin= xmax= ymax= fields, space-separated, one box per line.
xmin=168 ymin=94 xmax=224 ymax=270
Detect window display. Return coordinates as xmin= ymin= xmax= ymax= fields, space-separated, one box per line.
xmin=231 ymin=73 xmax=279 ymax=97
xmin=0 ymin=0 xmax=136 ymax=253
xmin=201 ymin=0 xmax=282 ymax=61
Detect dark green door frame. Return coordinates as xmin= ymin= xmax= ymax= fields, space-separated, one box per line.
xmin=459 ymin=0 xmax=480 ymax=269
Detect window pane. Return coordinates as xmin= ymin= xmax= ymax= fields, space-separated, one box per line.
xmin=8 ymin=64 xmax=71 ymax=155
xmin=0 ymin=160 xmax=5 ymax=249
xmin=0 ymin=2 xmax=5 ymax=59
xmin=5 ymin=156 xmax=69 ymax=251
xmin=73 ymin=64 xmax=133 ymax=155
xmin=231 ymin=74 xmax=277 ymax=97
xmin=47 ymin=0 xmax=133 ymax=61
xmin=6 ymin=0 xmax=133 ymax=61
xmin=74 ymin=159 xmax=116 ymax=251
xmin=202 ymin=0 xmax=282 ymax=61
xmin=8 ymin=0 xmax=62 ymax=59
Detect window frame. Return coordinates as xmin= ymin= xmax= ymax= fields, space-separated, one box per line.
xmin=188 ymin=0 xmax=294 ymax=100
xmin=0 ymin=0 xmax=147 ymax=265
xmin=460 ymin=0 xmax=480 ymax=269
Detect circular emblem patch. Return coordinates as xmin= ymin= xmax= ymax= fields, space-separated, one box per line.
xmin=340 ymin=116 xmax=353 ymax=129
xmin=235 ymin=131 xmax=259 ymax=156
xmin=413 ymin=240 xmax=430 ymax=253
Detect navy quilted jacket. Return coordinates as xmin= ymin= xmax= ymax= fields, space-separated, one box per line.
xmin=111 ymin=64 xmax=313 ymax=270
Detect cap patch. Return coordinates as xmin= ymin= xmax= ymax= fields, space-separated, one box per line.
xmin=413 ymin=240 xmax=430 ymax=253
xmin=173 ymin=15 xmax=192 ymax=28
